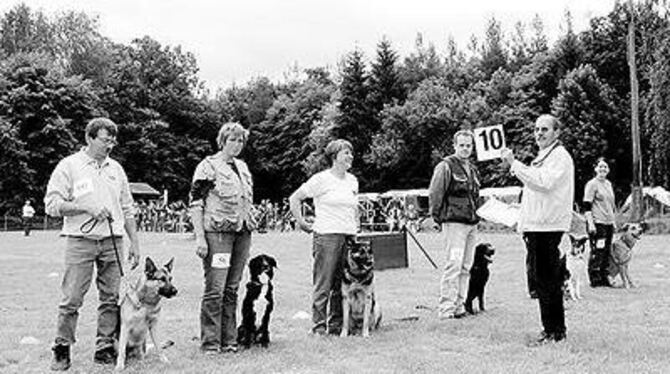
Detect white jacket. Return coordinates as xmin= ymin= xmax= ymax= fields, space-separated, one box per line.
xmin=511 ymin=142 xmax=574 ymax=232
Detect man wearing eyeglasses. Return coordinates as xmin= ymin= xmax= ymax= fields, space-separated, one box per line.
xmin=44 ymin=117 xmax=140 ymax=371
xmin=501 ymin=114 xmax=574 ymax=347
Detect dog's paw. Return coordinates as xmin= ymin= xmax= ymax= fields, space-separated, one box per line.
xmin=340 ymin=330 xmax=348 ymax=338
xmin=115 ymin=363 xmax=125 ymax=371
xmin=362 ymin=331 xmax=370 ymax=338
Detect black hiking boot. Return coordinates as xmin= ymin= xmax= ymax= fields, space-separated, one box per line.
xmin=50 ymin=344 xmax=71 ymax=371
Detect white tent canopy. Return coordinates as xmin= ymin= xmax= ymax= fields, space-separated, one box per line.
xmin=622 ymin=186 xmax=670 ymax=210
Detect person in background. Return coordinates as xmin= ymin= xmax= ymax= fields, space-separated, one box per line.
xmin=428 ymin=130 xmax=480 ymax=320
xmin=22 ymin=200 xmax=35 ymax=236
xmin=190 ymin=122 xmax=256 ymax=354
xmin=44 ymin=117 xmax=140 ymax=371
xmin=501 ymin=114 xmax=574 ymax=346
xmin=289 ymin=139 xmax=358 ymax=336
xmin=583 ymin=157 xmax=616 ymax=287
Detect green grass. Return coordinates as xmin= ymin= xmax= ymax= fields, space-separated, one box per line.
xmin=1 ymin=230 xmax=670 ymax=373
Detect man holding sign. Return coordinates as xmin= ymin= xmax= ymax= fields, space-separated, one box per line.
xmin=429 ymin=130 xmax=480 ymax=319
xmin=501 ymin=114 xmax=574 ymax=346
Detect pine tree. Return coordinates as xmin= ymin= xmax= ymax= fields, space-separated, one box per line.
xmin=334 ymin=49 xmax=374 ymax=181
xmin=369 ymin=37 xmax=405 ymax=112
xmin=480 ymin=16 xmax=508 ymax=78
xmin=529 ymin=14 xmax=548 ymax=56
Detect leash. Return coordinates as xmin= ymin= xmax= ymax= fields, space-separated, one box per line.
xmin=403 ymin=226 xmax=438 ymax=269
xmin=80 ymin=216 xmax=125 ymax=277
xmin=106 ymin=217 xmax=125 ymax=278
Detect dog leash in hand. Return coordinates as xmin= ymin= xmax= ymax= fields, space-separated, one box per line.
xmin=80 ymin=216 xmax=100 ymax=234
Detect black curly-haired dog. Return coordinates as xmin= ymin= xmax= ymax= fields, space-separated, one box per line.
xmin=464 ymin=243 xmax=495 ymax=315
xmin=237 ymin=254 xmax=277 ymax=348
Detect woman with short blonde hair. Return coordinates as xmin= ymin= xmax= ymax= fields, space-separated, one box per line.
xmin=190 ymin=121 xmax=256 ymax=354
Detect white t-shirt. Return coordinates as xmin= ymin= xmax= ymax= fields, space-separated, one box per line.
xmin=23 ymin=205 xmax=35 ymax=218
xmin=298 ymin=170 xmax=358 ymax=235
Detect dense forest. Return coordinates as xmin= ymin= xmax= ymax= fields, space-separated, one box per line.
xmin=1 ymin=2 xmax=669 ymax=215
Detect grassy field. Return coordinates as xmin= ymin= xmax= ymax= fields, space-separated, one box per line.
xmin=1 ymin=230 xmax=669 ymax=374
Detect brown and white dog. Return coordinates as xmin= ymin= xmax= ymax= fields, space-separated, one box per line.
xmin=341 ymin=238 xmax=382 ymax=338
xmin=608 ymin=222 xmax=645 ymax=288
xmin=565 ymin=235 xmax=589 ymax=300
xmin=116 ymin=257 xmax=178 ymax=371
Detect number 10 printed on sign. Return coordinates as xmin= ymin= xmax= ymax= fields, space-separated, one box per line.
xmin=473 ymin=125 xmax=506 ymax=162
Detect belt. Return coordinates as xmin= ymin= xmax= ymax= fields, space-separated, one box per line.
xmin=63 ymin=235 xmax=122 ymax=243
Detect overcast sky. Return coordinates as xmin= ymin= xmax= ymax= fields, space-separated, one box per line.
xmin=3 ymin=0 xmax=618 ymax=92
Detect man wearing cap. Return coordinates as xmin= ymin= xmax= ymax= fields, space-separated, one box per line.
xmin=44 ymin=117 xmax=140 ymax=370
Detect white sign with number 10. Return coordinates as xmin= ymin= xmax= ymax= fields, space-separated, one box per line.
xmin=473 ymin=125 xmax=506 ymax=161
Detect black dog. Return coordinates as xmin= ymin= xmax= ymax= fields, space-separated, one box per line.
xmin=237 ymin=254 xmax=277 ymax=348
xmin=464 ymin=243 xmax=495 ymax=315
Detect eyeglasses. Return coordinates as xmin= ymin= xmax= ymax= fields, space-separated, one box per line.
xmin=97 ymin=136 xmax=118 ymax=145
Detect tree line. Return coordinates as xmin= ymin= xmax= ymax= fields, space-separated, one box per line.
xmin=1 ymin=2 xmax=669 ymax=215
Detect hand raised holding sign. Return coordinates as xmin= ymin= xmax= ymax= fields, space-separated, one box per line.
xmin=500 ymin=148 xmax=515 ymax=165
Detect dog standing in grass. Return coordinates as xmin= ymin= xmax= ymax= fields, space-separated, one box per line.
xmin=116 ymin=257 xmax=177 ymax=371
xmin=464 ymin=243 xmax=495 ymax=314
xmin=341 ymin=238 xmax=382 ymax=338
xmin=608 ymin=222 xmax=644 ymax=288
xmin=565 ymin=235 xmax=589 ymax=300
xmin=237 ymin=254 xmax=277 ymax=348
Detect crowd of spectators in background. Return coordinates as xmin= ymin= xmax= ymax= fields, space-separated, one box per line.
xmin=134 ymin=200 xmax=192 ymax=233
xmin=12 ymin=195 xmax=425 ymax=235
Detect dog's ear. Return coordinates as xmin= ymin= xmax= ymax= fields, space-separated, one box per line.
xmin=620 ymin=223 xmax=630 ymax=232
xmin=640 ymin=221 xmax=649 ymax=232
xmin=164 ymin=257 xmax=174 ymax=272
xmin=145 ymin=257 xmax=157 ymax=276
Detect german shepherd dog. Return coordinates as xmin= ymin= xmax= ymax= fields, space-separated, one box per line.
xmin=608 ymin=222 xmax=645 ymax=288
xmin=341 ymin=238 xmax=382 ymax=338
xmin=464 ymin=243 xmax=495 ymax=314
xmin=115 ymin=257 xmax=178 ymax=371
xmin=565 ymin=235 xmax=589 ymax=300
xmin=237 ymin=254 xmax=277 ymax=348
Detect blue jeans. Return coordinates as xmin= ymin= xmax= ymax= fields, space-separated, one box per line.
xmin=438 ymin=223 xmax=477 ymax=315
xmin=55 ymin=236 xmax=123 ymax=351
xmin=200 ymin=231 xmax=250 ymax=349
xmin=311 ymin=233 xmax=350 ymax=334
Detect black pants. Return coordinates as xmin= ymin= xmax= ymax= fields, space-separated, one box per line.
xmin=23 ymin=217 xmax=32 ymax=236
xmin=588 ymin=223 xmax=614 ymax=286
xmin=526 ymin=245 xmax=537 ymax=296
xmin=523 ymin=232 xmax=566 ymax=335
